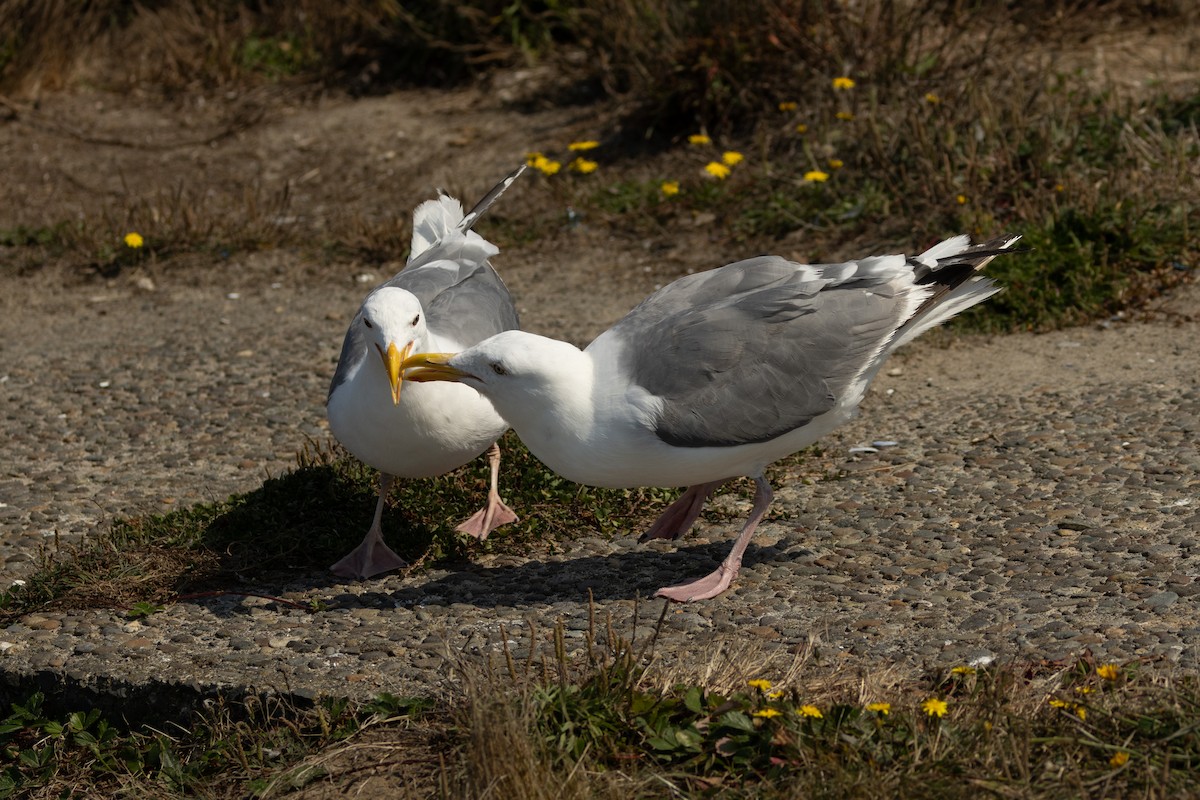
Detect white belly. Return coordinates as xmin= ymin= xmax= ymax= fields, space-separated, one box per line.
xmin=328 ymin=369 xmax=508 ymax=479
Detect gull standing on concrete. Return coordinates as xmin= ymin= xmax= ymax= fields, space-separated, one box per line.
xmin=401 ymin=233 xmax=1022 ymax=600
xmin=326 ymin=167 xmax=524 ymax=579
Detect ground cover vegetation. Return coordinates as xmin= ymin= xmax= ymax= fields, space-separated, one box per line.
xmin=1 ymin=0 xmax=1198 ymax=796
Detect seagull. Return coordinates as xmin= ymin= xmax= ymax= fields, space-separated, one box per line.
xmin=326 ymin=167 xmax=525 ymax=579
xmin=400 ymin=233 xmax=1022 ymax=600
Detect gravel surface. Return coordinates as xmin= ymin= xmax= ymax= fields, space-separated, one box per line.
xmin=2 ymin=248 xmax=1197 ymax=715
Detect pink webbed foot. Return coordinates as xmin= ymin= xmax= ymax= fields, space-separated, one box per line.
xmin=655 ymin=560 xmax=739 ymax=602
xmin=330 ymin=528 xmax=408 ymax=579
xmin=456 ymin=442 xmax=518 ymax=540
xmin=652 ymin=474 xmax=774 ymax=603
xmin=455 ymin=496 xmax=518 ymax=540
xmin=331 ymin=474 xmax=407 ymax=579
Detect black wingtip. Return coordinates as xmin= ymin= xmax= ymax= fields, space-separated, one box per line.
xmin=458 ymin=165 xmax=528 ymax=233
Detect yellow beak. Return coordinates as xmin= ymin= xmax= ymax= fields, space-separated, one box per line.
xmin=399 ymin=351 xmax=467 ymax=383
xmin=377 ymin=341 xmax=413 ymax=405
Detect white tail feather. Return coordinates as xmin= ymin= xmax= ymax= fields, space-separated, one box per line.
xmin=889 ymin=278 xmax=1001 ymax=350
xmin=410 ymin=195 xmax=466 ymax=261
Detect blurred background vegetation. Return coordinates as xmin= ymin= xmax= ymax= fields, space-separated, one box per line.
xmin=1 ymin=0 xmax=1196 ymax=329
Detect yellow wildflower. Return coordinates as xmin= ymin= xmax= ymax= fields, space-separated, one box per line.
xmin=925 ymin=92 xmax=941 ymax=104
xmin=704 ymin=161 xmax=731 ymax=180
xmin=1048 ymin=698 xmax=1070 ymax=708
xmin=832 ymin=76 xmax=856 ymax=90
xmin=804 ymin=170 xmax=829 ymax=183
xmin=795 ymin=123 xmax=808 ymax=134
xmin=747 ymin=679 xmax=773 ymax=691
xmin=688 ymin=133 xmax=712 ymax=145
xmin=533 ymin=156 xmax=561 ymax=176
xmin=722 ymin=151 xmax=744 ymax=166
xmin=828 ymin=158 xmax=844 ymax=169
xmin=922 ymin=698 xmax=948 ymax=718
xmin=753 ymin=708 xmax=781 ymax=718
xmin=660 ymin=180 xmax=680 ymax=197
xmin=835 ymin=111 xmax=854 ymax=121
xmin=778 ymin=101 xmax=798 ymax=112
xmin=1074 ymin=685 xmax=1095 ymax=695
xmin=1055 ymin=183 xmax=1065 ymax=192
xmin=867 ymin=702 xmax=891 ymax=715
xmin=525 ymin=151 xmax=544 ymax=166
xmin=956 ymin=194 xmax=968 ymax=205
xmin=1076 ymin=706 xmax=1087 ymax=720
xmin=950 ymin=666 xmax=976 ymax=676
xmin=799 ymin=705 xmax=823 ymax=719
xmin=568 ymin=140 xmax=599 ymax=151
xmin=766 ymin=690 xmax=784 ymax=700
xmin=1110 ymin=751 xmax=1130 ymax=768
xmin=569 ymin=157 xmax=598 ymax=174
xmin=1097 ymin=664 xmax=1120 ymax=681
xmin=124 ymin=232 xmax=144 ymax=248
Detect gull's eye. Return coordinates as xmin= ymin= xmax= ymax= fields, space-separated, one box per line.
xmin=363 ymin=318 xmax=374 ymax=329
xmin=491 ymin=362 xmax=507 ymax=376
xmin=411 ymin=313 xmax=420 ymax=326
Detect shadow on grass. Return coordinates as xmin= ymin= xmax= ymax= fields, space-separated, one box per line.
xmin=1 ymin=434 xmax=691 ymax=616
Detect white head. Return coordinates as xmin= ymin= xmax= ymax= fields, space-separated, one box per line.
xmin=358 ymin=286 xmax=429 ymax=404
xmin=402 ymin=330 xmax=589 ymax=425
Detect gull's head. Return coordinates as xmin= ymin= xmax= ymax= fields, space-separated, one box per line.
xmin=358 ymin=286 xmax=428 ymax=405
xmin=401 ymin=330 xmax=585 ymax=411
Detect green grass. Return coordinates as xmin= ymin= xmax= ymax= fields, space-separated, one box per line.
xmin=3 ymin=611 xmax=1199 ymax=799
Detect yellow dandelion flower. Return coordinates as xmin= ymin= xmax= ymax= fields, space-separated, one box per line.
xmin=1076 ymin=706 xmax=1087 ymax=720
xmin=867 ymin=702 xmax=891 ymax=715
xmin=925 ymin=92 xmax=941 ymax=104
xmin=778 ymin=101 xmax=798 ymax=112
xmin=569 ymin=157 xmax=598 ymax=174
xmin=804 ymin=170 xmax=829 ymax=183
xmin=124 ymin=232 xmax=144 ymax=248
xmin=832 ymin=76 xmax=856 ymax=90
xmin=1074 ymin=685 xmax=1095 ymax=694
xmin=766 ymin=690 xmax=784 ymax=700
xmin=704 ymin=161 xmax=731 ymax=180
xmin=950 ymin=666 xmax=976 ymax=676
xmin=922 ymin=698 xmax=948 ymax=718
xmin=1110 ymin=751 xmax=1129 ymax=768
xmin=531 ymin=155 xmax=561 ymax=176
xmin=795 ymin=123 xmax=808 ymax=134
xmin=722 ymin=151 xmax=744 ymax=166
xmin=835 ymin=111 xmax=854 ymax=121
xmin=753 ymin=708 xmax=782 ymax=718
xmin=568 ymin=140 xmax=600 ymax=151
xmin=688 ymin=133 xmax=712 ymax=145
xmin=799 ymin=705 xmax=823 ymax=719
xmin=1097 ymin=664 xmax=1120 ymax=681
xmin=1048 ymin=698 xmax=1069 ymax=708
xmin=828 ymin=158 xmax=844 ymax=169
xmin=525 ymin=151 xmax=544 ymax=166
xmin=660 ymin=180 xmax=680 ymax=197
xmin=747 ymin=679 xmax=773 ymax=691
xmin=956 ymin=194 xmax=968 ymax=205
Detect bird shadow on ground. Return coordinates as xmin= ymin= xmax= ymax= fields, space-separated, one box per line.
xmin=368 ymin=538 xmax=786 ymax=608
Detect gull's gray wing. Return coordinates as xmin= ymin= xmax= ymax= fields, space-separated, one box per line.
xmin=599 ymin=255 xmax=910 ymax=448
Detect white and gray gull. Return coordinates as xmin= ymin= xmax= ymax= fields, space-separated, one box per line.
xmin=401 ymin=233 xmax=1022 ymax=600
xmin=326 ymin=167 xmax=525 ymax=579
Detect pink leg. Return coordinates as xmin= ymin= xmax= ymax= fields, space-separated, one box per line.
xmin=331 ymin=474 xmax=409 ymax=579
xmin=455 ymin=442 xmax=518 ymax=540
xmin=640 ymin=480 xmax=726 ymax=541
xmin=655 ymin=475 xmax=773 ymax=602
